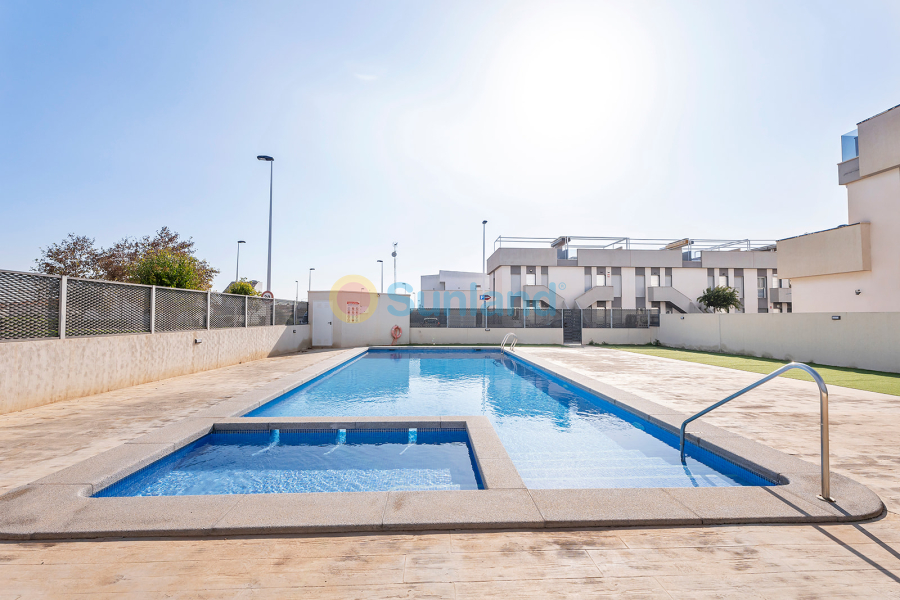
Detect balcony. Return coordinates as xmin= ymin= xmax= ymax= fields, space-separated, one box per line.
xmin=776 ymin=223 xmax=871 ymax=279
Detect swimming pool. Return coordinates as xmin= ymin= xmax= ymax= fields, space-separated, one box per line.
xmin=248 ymin=349 xmax=772 ymax=489
xmin=96 ymin=428 xmax=483 ymax=496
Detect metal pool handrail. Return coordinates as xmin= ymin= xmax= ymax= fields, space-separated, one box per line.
xmin=679 ymin=362 xmax=834 ymax=502
xmin=500 ymin=333 xmax=518 ymax=353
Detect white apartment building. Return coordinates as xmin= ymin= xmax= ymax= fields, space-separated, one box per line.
xmin=420 ymin=270 xmax=489 ymax=308
xmin=778 ymin=102 xmax=900 ymax=312
xmin=483 ymin=236 xmax=788 ymax=314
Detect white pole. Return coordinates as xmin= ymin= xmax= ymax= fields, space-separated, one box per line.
xmin=266 ymin=161 xmax=273 ymax=293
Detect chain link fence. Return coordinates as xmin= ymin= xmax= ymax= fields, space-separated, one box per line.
xmin=0 ymin=269 xmax=306 ymax=340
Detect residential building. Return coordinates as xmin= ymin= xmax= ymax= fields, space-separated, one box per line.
xmin=778 ymin=103 xmax=900 ymax=312
xmin=481 ymin=236 xmax=786 ymax=313
xmin=420 ymin=270 xmax=488 ymax=308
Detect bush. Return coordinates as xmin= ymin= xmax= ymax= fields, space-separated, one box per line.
xmin=130 ymin=249 xmax=211 ymax=290
xmin=224 ymin=279 xmax=259 ymax=296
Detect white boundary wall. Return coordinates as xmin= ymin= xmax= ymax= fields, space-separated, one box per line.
xmin=657 ymin=313 xmax=900 ymax=373
xmin=0 ymin=325 xmax=310 ymax=415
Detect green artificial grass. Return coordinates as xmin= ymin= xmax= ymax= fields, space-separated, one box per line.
xmin=602 ymin=344 xmax=900 ymax=397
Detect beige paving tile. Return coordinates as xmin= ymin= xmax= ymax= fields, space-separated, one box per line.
xmin=403 ymin=549 xmax=602 ymax=583
xmin=454 ymin=577 xmax=671 ymax=599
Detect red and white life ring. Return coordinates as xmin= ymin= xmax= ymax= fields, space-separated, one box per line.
xmin=390 ymin=325 xmax=402 ymax=345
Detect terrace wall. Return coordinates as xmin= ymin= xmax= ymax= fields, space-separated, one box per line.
xmin=657 ymin=312 xmax=900 ymax=373
xmin=0 ymin=325 xmax=310 ymax=415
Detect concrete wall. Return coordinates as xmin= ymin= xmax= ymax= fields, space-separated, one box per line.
xmin=858 ymin=104 xmax=900 ymax=178
xmin=657 ymin=313 xmax=900 ymax=373
xmin=409 ymin=327 xmax=562 ymax=345
xmin=309 ymin=291 xmax=411 ymax=348
xmin=582 ymin=328 xmax=655 ymax=345
xmin=0 ymin=325 xmax=311 ymax=415
xmin=777 ymin=223 xmax=871 ymax=278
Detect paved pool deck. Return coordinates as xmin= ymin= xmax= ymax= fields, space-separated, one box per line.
xmin=1 ymin=346 xmax=899 ymax=596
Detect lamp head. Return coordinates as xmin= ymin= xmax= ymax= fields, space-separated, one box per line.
xmin=238 ymin=240 xmax=246 ymax=244
xmin=482 ymin=220 xmax=488 ymax=225
xmin=377 ymin=259 xmax=383 ymax=263
xmin=256 ymin=155 xmax=274 ymax=161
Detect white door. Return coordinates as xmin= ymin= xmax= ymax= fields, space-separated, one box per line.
xmin=312 ymin=301 xmax=333 ymax=347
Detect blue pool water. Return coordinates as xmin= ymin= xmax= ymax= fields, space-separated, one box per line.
xmin=96 ymin=428 xmax=483 ymax=496
xmin=248 ymin=349 xmax=772 ymax=489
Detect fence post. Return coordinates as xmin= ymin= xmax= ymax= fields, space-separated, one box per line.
xmin=271 ymin=299 xmax=275 ymax=326
xmin=446 ymin=307 xmax=449 ymax=328
xmin=244 ymin=296 xmax=248 ymax=327
xmin=59 ymin=276 xmax=67 ymax=340
xmin=150 ymin=286 xmax=156 ymax=334
xmin=206 ymin=291 xmax=211 ymax=330
xmin=293 ymin=299 xmax=297 ymax=327
xmin=523 ymin=307 xmax=527 ymax=329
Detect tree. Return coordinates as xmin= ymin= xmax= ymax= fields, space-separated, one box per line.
xmin=224 ymin=278 xmax=260 ymax=296
xmin=33 ymin=227 xmax=219 ymax=288
xmin=697 ymin=286 xmax=743 ymax=313
xmin=32 ymin=234 xmax=100 ymax=278
xmin=130 ymin=249 xmax=214 ymax=290
xmin=96 ymin=226 xmax=209 ymax=282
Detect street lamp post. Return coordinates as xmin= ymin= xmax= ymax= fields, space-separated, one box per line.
xmin=256 ymin=155 xmax=274 ymax=293
xmin=294 ymin=280 xmax=299 ymax=324
xmin=235 ymin=240 xmax=246 ymax=283
xmin=376 ymin=260 xmax=384 ymax=294
xmin=392 ymin=243 xmax=398 ymax=288
xmin=308 ymin=268 xmax=315 ymax=301
xmin=482 ymin=220 xmax=488 ymax=331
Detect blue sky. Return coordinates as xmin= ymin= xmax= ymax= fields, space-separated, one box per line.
xmin=2 ymin=0 xmax=899 ymax=300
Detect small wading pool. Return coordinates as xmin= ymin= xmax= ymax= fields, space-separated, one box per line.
xmin=248 ymin=349 xmax=774 ymax=489
xmin=95 ymin=428 xmax=483 ymax=497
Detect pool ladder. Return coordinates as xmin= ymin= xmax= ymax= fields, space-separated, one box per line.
xmin=500 ymin=333 xmax=518 ymax=353
xmin=679 ymin=362 xmax=834 ymax=502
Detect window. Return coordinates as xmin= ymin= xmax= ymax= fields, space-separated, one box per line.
xmin=757 ymin=277 xmax=767 ymax=298
xmin=718 ymin=275 xmax=728 ymax=287
xmin=664 ymin=268 xmax=672 ymax=287
xmin=510 ymin=266 xmax=521 ymax=294
xmin=612 ymin=275 xmax=622 ymax=297
xmin=525 ymin=273 xmax=536 ymax=286
xmin=734 ymin=276 xmax=744 ymax=297
xmin=596 ymin=273 xmax=606 ymax=287
xmin=635 ymin=275 xmax=646 ymax=298
xmin=650 ymin=274 xmax=660 ymax=287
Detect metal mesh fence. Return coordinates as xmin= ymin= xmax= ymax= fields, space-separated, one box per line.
xmin=274 ymin=299 xmax=295 ymax=326
xmin=0 ymin=271 xmax=60 ymax=340
xmin=525 ymin=308 xmax=562 ymax=328
xmin=448 ymin=308 xmax=478 ymax=328
xmin=485 ymin=308 xmax=524 ymax=329
xmin=155 ymin=288 xmax=207 ymax=331
xmin=409 ymin=308 xmax=447 ymax=328
xmin=66 ymin=279 xmax=151 ymax=337
xmin=582 ymin=308 xmax=610 ymax=328
xmin=210 ymin=293 xmax=245 ymax=329
xmin=612 ymin=308 xmax=650 ymax=328
xmin=247 ymin=296 xmax=273 ymax=327
xmin=408 ymin=307 xmax=657 ymax=329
